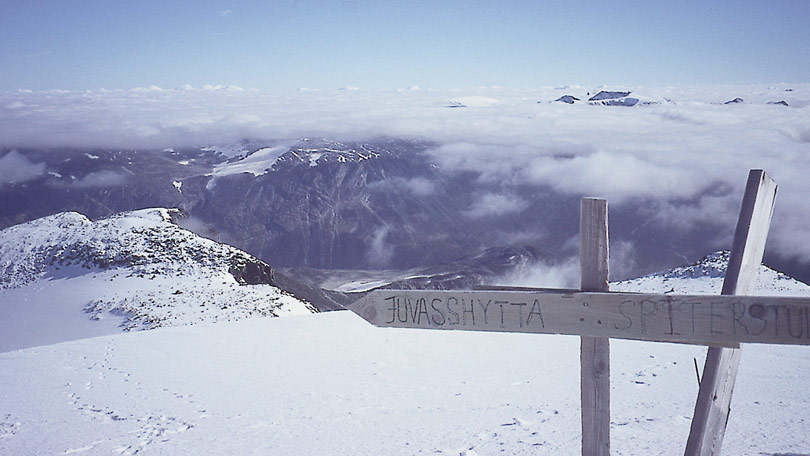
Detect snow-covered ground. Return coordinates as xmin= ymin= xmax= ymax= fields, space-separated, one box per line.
xmin=2 ymin=248 xmax=810 ymax=455
xmin=1 ymin=311 xmax=809 ymax=455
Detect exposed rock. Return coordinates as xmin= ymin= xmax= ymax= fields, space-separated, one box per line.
xmin=724 ymin=97 xmax=744 ymax=104
xmin=767 ymin=100 xmax=789 ymax=106
xmin=588 ymin=91 xmax=632 ymax=101
xmin=229 ymin=261 xmax=275 ymax=286
xmin=588 ymin=91 xmax=639 ymax=106
xmin=554 ymin=95 xmax=580 ymax=104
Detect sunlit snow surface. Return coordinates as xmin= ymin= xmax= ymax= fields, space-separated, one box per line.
xmin=208 ymin=143 xmax=295 ymax=180
xmin=2 ymin=312 xmax=809 ymax=455
xmin=2 ymin=252 xmax=810 ymax=454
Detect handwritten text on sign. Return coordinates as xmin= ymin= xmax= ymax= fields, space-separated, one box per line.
xmin=347 ymin=290 xmax=810 ymax=346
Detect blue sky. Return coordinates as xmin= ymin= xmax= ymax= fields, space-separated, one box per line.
xmin=1 ymin=0 xmax=809 ymax=91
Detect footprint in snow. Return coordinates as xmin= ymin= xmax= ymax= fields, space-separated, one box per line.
xmin=0 ymin=414 xmax=21 ymax=439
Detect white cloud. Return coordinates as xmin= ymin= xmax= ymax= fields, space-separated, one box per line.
xmin=0 ymin=150 xmax=45 ymax=186
xmin=1 ymin=83 xmax=809 ymax=267
xmin=493 ymin=256 xmax=580 ymax=289
xmin=219 ymin=9 xmax=232 ymax=16
xmin=369 ymin=177 xmax=435 ymax=196
xmin=367 ymin=226 xmax=393 ymax=267
xmin=71 ymin=170 xmax=129 ymax=188
xmin=464 ymin=192 xmax=528 ymax=219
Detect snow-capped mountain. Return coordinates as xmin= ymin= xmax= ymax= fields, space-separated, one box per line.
xmin=0 ymin=208 xmax=316 ymax=352
xmin=2 ymin=133 xmax=810 ymax=287
xmin=611 ymin=250 xmax=810 ymax=296
xmin=550 ymin=90 xmax=671 ymax=106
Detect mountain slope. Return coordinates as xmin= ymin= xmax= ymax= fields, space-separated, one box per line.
xmin=0 ymin=208 xmax=316 ymax=352
xmin=611 ymin=250 xmax=810 ymax=296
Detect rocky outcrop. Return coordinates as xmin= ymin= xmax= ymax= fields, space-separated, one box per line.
xmin=588 ymin=91 xmax=631 ymax=101
xmin=554 ymin=95 xmax=580 ymax=104
xmin=229 ymin=261 xmax=275 ymax=286
xmin=588 ymin=91 xmax=638 ymax=106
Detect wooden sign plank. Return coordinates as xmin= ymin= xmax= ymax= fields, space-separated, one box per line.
xmin=346 ymin=289 xmax=810 ymax=347
xmin=685 ymin=169 xmax=779 ymax=456
xmin=580 ymin=198 xmax=611 ymax=456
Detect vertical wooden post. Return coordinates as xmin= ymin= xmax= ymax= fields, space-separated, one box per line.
xmin=581 ymin=198 xmax=610 ymax=456
xmin=685 ymin=170 xmax=778 ymax=456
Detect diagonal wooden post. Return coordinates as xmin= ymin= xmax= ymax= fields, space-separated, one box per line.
xmin=581 ymin=198 xmax=610 ymax=456
xmin=685 ymin=170 xmax=778 ymax=456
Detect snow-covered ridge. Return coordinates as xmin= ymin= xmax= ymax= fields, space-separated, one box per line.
xmin=612 ymin=251 xmax=810 ymax=296
xmin=208 ymin=143 xmax=295 ymax=184
xmin=0 ymin=208 xmax=316 ymax=336
xmin=273 ymin=138 xmax=383 ymax=168
xmin=2 ymin=208 xmax=248 ymax=288
xmin=205 ymin=139 xmax=387 ymax=188
xmin=552 ymin=90 xmax=671 ymax=106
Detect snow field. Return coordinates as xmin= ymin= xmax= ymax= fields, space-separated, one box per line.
xmin=2 ymin=311 xmax=809 ymax=455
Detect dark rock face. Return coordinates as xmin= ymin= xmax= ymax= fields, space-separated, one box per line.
xmin=588 ymin=91 xmax=632 ymax=101
xmin=587 ymin=91 xmax=638 ymax=106
xmin=767 ymin=100 xmax=789 ymax=106
xmin=0 ymin=139 xmax=581 ymax=274
xmin=194 ymin=138 xmax=490 ymax=269
xmin=229 ymin=261 xmax=275 ymax=286
xmin=724 ymin=97 xmax=744 ymax=104
xmin=4 ymin=138 xmax=809 ymax=288
xmin=554 ymin=95 xmax=580 ymax=104
xmin=0 ymin=147 xmax=212 ymax=229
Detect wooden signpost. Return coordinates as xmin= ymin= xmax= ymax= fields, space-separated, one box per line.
xmin=348 ymin=290 xmax=810 ymax=347
xmin=346 ymin=169 xmax=799 ymax=455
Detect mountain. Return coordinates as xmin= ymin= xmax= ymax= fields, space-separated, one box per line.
xmin=190 ymin=137 xmax=486 ymax=269
xmin=0 ymin=208 xmax=317 ymax=352
xmin=611 ymin=250 xmax=810 ymax=296
xmin=0 ymin=139 xmax=582 ymax=272
xmin=2 ymin=139 xmax=809 ymax=288
xmin=553 ymin=95 xmax=580 ymax=104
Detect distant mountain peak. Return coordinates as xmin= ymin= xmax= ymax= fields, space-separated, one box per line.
xmin=612 ymin=250 xmax=810 ymax=296
xmin=278 ymin=138 xmax=383 ymax=168
xmin=588 ymin=90 xmax=639 ymax=106
xmin=554 ymin=95 xmax=580 ymax=104
xmin=588 ymin=91 xmax=632 ymax=101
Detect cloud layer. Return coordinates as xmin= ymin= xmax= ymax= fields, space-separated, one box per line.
xmin=2 ymin=83 xmax=809 ymax=267
xmin=0 ymin=150 xmax=45 ymax=186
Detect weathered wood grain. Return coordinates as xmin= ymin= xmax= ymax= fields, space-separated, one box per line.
xmin=347 ymin=289 xmax=810 ymax=346
xmin=685 ymin=170 xmax=778 ymax=456
xmin=580 ymin=198 xmax=611 ymax=456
